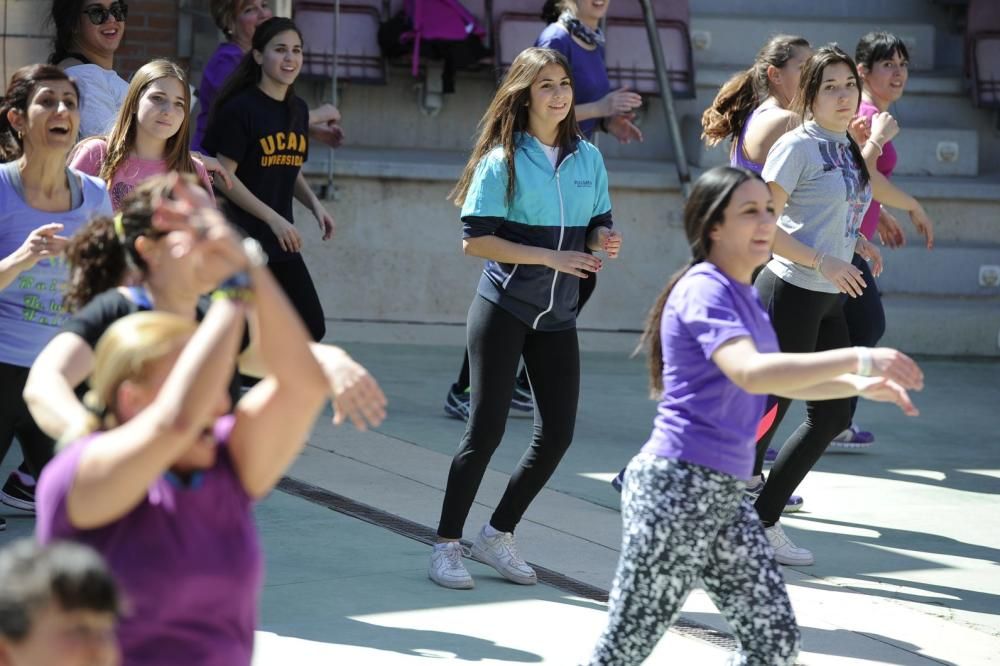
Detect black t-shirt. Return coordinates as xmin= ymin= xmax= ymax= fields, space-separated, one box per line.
xmin=62 ymin=288 xmax=251 ymax=405
xmin=202 ymin=87 xmax=310 ymax=263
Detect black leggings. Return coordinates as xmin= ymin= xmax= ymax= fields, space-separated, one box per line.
xmin=752 ymin=268 xmax=852 ymax=525
xmin=454 ymin=271 xmax=596 ymax=391
xmin=0 ymin=362 xmax=55 ymax=480
xmin=843 ymin=253 xmax=885 ymax=421
xmin=437 ymin=295 xmax=580 ymax=539
xmin=267 ymin=254 xmax=326 ymax=342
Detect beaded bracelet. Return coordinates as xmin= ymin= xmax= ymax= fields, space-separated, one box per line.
xmin=211 ymin=287 xmax=253 ymax=303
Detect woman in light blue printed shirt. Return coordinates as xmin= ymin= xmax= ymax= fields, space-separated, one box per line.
xmin=429 ymin=47 xmax=623 ymax=590
xmin=0 ymin=64 xmax=112 ymax=528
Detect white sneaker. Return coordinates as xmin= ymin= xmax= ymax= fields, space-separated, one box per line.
xmin=428 ymin=542 xmax=474 ymax=589
xmin=765 ymin=523 xmax=815 ymax=566
xmin=471 ymin=525 xmax=537 ymax=585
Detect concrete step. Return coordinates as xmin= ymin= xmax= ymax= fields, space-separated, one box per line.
xmin=880 ymin=294 xmax=1000 ymax=356
xmin=689 ymin=15 xmax=936 ymax=71
xmin=682 ymin=114 xmax=980 ymax=178
xmin=876 ymin=245 xmax=1000 ymax=297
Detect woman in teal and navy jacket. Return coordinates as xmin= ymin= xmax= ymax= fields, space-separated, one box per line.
xmin=428 ymin=47 xmax=623 ymax=590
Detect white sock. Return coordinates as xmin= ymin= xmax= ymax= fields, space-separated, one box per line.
xmin=434 ymin=541 xmax=458 ymax=551
xmin=483 ymin=524 xmax=500 ymax=538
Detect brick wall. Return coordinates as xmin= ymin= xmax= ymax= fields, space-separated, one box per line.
xmin=116 ymin=1 xmax=184 ymax=79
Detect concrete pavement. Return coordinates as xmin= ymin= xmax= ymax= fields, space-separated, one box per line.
xmin=1 ymin=339 xmax=997 ymax=664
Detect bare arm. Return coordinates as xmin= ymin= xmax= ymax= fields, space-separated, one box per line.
xmin=238 ymin=339 xmax=387 ymax=431
xmin=711 ymin=337 xmax=923 ymax=396
xmin=463 ymin=235 xmax=602 ymax=279
xmin=213 ymin=154 xmax=286 ymax=228
xmin=66 ymin=300 xmax=247 ymax=529
xmin=767 ymin=182 xmax=868 ymax=297
xmin=743 ymin=109 xmax=800 ymax=165
xmin=24 ymin=333 xmax=95 ymax=441
xmin=228 ymin=265 xmax=330 ymax=498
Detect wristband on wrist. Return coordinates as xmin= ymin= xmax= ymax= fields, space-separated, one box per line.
xmin=211 ymin=287 xmax=253 ymax=303
xmin=855 ymin=346 xmax=874 ymax=377
xmin=868 ymin=139 xmax=884 ymax=156
xmin=815 ymin=252 xmax=827 ymax=273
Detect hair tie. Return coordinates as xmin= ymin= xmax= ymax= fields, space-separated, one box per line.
xmin=113 ymin=213 xmax=126 ymax=243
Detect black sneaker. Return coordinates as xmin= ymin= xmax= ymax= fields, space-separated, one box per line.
xmin=0 ymin=471 xmax=36 ymax=513
xmin=444 ymin=385 xmax=471 ymax=421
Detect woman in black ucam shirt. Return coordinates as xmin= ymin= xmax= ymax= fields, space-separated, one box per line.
xmin=202 ymin=17 xmax=334 ymax=341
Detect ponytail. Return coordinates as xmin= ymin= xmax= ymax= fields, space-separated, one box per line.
xmin=701 ymin=68 xmax=759 ymax=146
xmin=635 ymin=166 xmax=761 ymax=399
xmin=846 ymin=133 xmax=870 ymax=188
xmin=701 ymin=35 xmax=811 ymax=147
xmin=635 ymin=260 xmax=700 ymax=398
xmin=62 ymin=215 xmax=130 ymax=313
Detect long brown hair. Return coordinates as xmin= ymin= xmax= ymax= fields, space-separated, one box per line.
xmin=63 ymin=173 xmax=202 ymax=313
xmin=637 ymin=167 xmax=762 ymax=398
xmin=793 ymin=45 xmax=870 ymax=187
xmin=0 ymin=64 xmax=80 ymax=162
xmin=449 ymin=47 xmax=581 ymax=207
xmin=208 ymin=18 xmax=304 ymax=131
xmin=701 ymin=35 xmax=810 ymax=146
xmin=96 ymin=59 xmax=197 ymax=183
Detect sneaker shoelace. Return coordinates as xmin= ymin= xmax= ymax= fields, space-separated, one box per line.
xmin=444 ymin=544 xmax=470 ymax=570
xmin=496 ymin=533 xmax=528 ymax=567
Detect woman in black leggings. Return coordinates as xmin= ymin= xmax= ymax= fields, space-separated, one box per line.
xmin=753 ymin=46 xmax=935 ymax=566
xmin=428 ymin=47 xmax=622 ymax=589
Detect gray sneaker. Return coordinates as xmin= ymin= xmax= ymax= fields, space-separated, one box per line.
xmin=471 ymin=525 xmax=537 ymax=585
xmin=428 ymin=542 xmax=474 ymax=589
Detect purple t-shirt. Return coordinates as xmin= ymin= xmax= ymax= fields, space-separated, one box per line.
xmin=0 ymin=166 xmax=111 ymax=367
xmin=35 ymin=415 xmax=263 ymax=666
xmin=641 ymin=263 xmax=780 ymax=480
xmin=536 ymin=24 xmax=611 ymax=139
xmin=192 ymin=42 xmax=244 ymax=152
xmin=857 ymin=99 xmax=897 ymax=240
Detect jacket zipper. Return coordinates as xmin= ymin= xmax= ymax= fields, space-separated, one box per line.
xmin=532 ymin=150 xmax=576 ymax=329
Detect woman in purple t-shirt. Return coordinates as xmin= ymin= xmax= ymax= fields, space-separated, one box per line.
xmin=35 ymin=201 xmax=332 ymax=666
xmin=587 ymin=166 xmax=924 ymax=666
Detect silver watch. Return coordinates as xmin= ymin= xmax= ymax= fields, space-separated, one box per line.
xmin=242 ymin=237 xmax=267 ymax=268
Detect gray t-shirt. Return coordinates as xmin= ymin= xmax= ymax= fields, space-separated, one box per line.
xmin=763 ymin=121 xmax=872 ymax=293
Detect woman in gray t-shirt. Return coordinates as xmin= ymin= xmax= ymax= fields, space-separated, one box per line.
xmin=749 ymin=45 xmax=933 ymax=567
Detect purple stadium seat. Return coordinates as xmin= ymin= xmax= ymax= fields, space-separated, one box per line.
xmin=967 ymin=0 xmax=1000 ymax=107
xmin=294 ymin=1 xmax=387 ymax=83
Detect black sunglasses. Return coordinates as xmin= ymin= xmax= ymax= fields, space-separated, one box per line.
xmin=81 ymin=2 xmax=128 ymax=25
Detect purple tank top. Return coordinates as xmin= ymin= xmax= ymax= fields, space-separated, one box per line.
xmin=731 ymin=105 xmax=780 ymax=174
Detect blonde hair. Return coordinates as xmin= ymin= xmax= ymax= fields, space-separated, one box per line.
xmin=99 ymin=60 xmax=197 ymax=184
xmin=450 ymin=47 xmax=580 ymax=207
xmin=64 ymin=312 xmax=196 ymax=445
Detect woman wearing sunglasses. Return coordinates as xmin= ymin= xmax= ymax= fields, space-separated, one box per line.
xmin=48 ymin=1 xmax=130 ymax=138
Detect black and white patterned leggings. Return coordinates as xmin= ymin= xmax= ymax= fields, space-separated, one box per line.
xmin=588 ymin=453 xmax=800 ymax=666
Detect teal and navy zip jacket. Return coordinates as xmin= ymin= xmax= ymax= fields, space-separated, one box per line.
xmin=461 ymin=133 xmax=613 ymax=331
